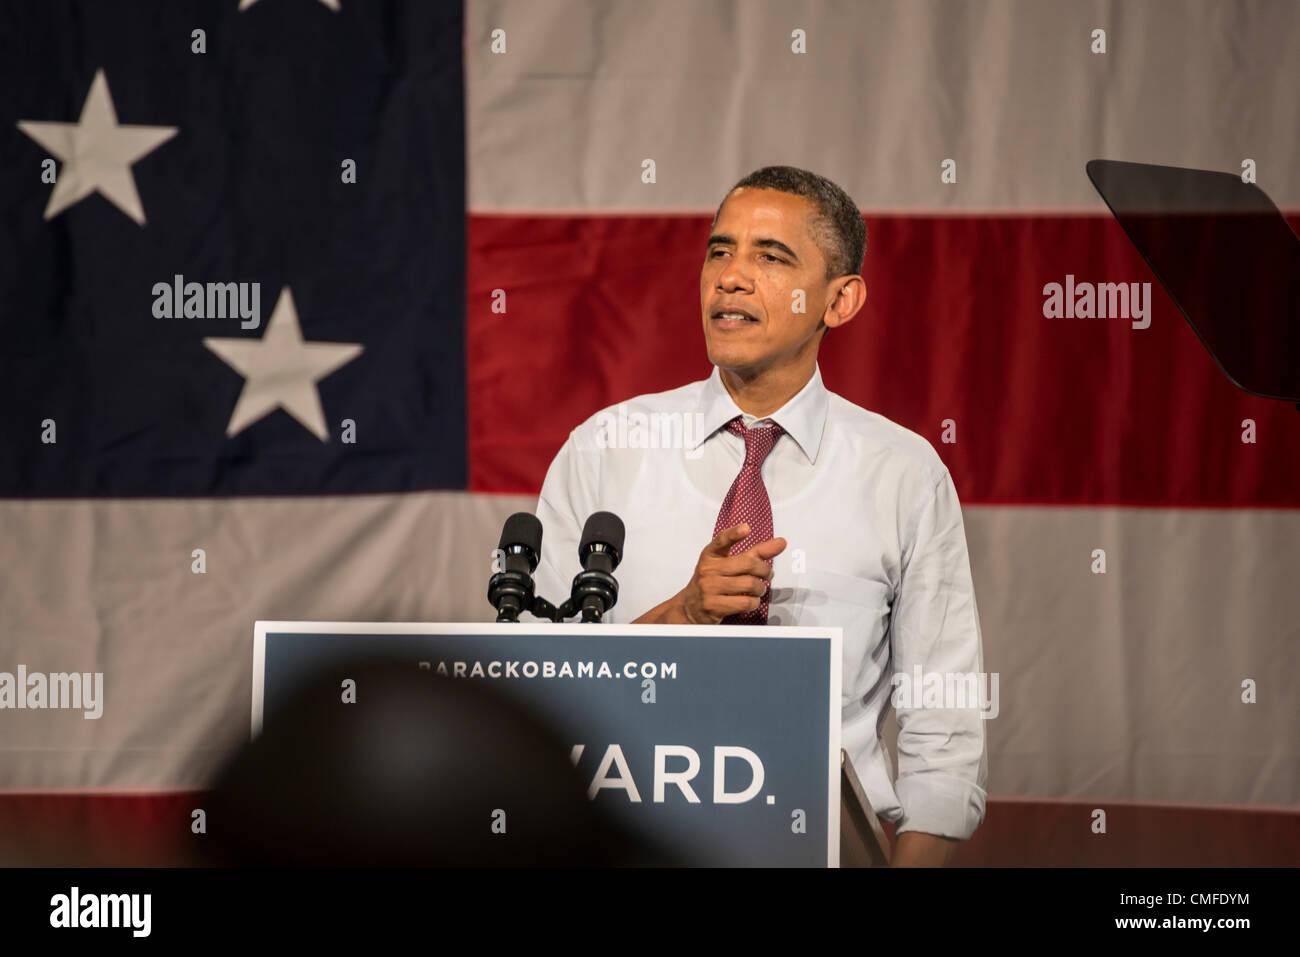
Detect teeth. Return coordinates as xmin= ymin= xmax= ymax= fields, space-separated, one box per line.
xmin=718 ymin=312 xmax=752 ymax=320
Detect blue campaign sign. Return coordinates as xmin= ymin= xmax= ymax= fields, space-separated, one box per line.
xmin=253 ymin=622 xmax=842 ymax=866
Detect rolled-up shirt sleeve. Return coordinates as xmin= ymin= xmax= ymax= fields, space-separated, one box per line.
xmin=889 ymin=468 xmax=989 ymax=840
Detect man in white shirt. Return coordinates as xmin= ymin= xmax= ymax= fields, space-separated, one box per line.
xmin=533 ymin=166 xmax=988 ymax=866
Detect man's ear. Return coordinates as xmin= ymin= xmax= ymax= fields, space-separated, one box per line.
xmin=823 ymin=275 xmax=866 ymax=331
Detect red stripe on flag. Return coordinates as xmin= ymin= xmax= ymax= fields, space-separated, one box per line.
xmin=3 ymin=793 xmax=1296 ymax=866
xmin=468 ymin=214 xmax=1300 ymax=505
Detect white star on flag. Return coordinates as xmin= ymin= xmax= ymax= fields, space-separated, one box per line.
xmin=204 ymin=287 xmax=363 ymax=442
xmin=16 ymin=69 xmax=177 ymax=226
xmin=239 ymin=0 xmax=340 ymax=10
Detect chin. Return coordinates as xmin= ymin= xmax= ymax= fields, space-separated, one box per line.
xmin=706 ymin=347 xmax=758 ymax=373
xmin=704 ymin=330 xmax=768 ymax=372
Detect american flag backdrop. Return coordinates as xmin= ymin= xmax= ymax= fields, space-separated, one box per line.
xmin=1 ymin=0 xmax=1297 ymax=865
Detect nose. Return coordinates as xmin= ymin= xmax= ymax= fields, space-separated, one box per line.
xmin=716 ymin=257 xmax=754 ymax=293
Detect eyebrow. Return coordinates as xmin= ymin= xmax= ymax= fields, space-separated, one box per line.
xmin=705 ymin=234 xmax=801 ymax=262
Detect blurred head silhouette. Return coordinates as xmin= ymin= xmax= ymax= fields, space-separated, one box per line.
xmin=205 ymin=657 xmax=667 ymax=866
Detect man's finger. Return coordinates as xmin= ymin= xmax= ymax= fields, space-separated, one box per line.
xmin=707 ymin=595 xmax=762 ymax=619
xmin=747 ymin=537 xmax=787 ymax=561
xmin=703 ymin=523 xmax=751 ymax=557
xmin=714 ymin=551 xmax=778 ymax=579
xmin=705 ymin=574 xmax=769 ymax=597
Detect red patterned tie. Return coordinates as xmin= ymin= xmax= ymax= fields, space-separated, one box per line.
xmin=713 ymin=416 xmax=784 ymax=624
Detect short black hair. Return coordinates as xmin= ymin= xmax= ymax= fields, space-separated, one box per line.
xmin=714 ymin=166 xmax=866 ymax=280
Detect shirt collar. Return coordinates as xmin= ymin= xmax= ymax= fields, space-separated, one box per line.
xmin=690 ymin=364 xmax=829 ymax=464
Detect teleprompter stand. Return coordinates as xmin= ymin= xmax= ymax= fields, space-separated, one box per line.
xmin=841 ymin=749 xmax=891 ymax=867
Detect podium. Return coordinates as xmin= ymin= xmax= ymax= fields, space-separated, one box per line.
xmin=253 ymin=620 xmax=891 ymax=867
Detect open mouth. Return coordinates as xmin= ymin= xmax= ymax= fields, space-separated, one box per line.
xmin=711 ymin=308 xmax=760 ymax=323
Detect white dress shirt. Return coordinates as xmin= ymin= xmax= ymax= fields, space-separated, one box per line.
xmin=532 ymin=363 xmax=988 ymax=840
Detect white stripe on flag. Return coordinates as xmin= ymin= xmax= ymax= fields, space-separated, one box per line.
xmin=468 ymin=0 xmax=1300 ymax=212
xmin=2 ymin=496 xmax=1296 ymax=806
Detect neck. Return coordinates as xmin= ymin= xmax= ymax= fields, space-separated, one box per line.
xmin=718 ymin=357 xmax=817 ymax=418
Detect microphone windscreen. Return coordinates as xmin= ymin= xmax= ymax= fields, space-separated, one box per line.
xmin=499 ymin=512 xmax=543 ymax=554
xmin=580 ymin=511 xmax=625 ymax=560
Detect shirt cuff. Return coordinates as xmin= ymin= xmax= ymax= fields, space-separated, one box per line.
xmin=894 ymin=771 xmax=987 ymax=840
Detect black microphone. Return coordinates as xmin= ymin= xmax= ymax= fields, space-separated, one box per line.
xmin=488 ymin=512 xmax=543 ymax=622
xmin=571 ymin=511 xmax=624 ymax=622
